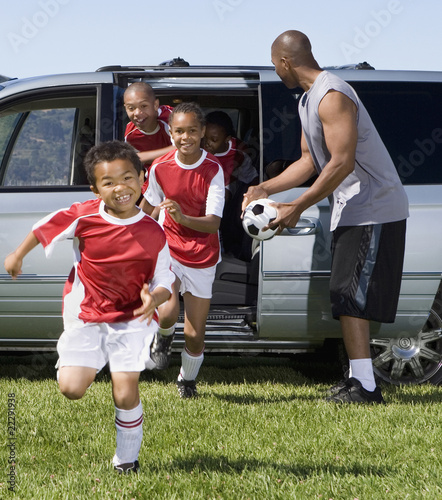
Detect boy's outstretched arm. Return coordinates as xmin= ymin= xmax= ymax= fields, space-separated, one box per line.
xmin=4 ymin=231 xmax=40 ymax=279
xmin=134 ymin=284 xmax=171 ymax=324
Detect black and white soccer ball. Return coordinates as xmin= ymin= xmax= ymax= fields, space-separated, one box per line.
xmin=242 ymin=198 xmax=278 ymax=241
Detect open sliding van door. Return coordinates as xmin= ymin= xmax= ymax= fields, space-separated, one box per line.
xmin=256 ymin=77 xmax=341 ymax=348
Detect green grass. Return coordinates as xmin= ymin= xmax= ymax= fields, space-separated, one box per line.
xmin=1 ymin=353 xmax=442 ymax=499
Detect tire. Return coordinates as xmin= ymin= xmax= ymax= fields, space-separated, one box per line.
xmin=370 ymin=305 xmax=442 ymax=385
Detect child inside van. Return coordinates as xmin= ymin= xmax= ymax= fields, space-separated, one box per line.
xmin=204 ymin=110 xmax=258 ymax=258
xmin=204 ymin=110 xmax=257 ymax=200
xmin=124 ymin=82 xmax=175 ymax=177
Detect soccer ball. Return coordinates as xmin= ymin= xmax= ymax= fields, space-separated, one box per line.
xmin=242 ymin=198 xmax=278 ymax=241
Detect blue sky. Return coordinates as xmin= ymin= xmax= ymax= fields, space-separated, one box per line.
xmin=1 ymin=0 xmax=438 ymax=79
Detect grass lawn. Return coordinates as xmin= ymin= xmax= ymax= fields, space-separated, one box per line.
xmin=1 ymin=352 xmax=441 ymax=499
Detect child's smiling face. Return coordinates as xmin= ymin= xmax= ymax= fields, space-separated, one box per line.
xmin=169 ymin=112 xmax=205 ymax=165
xmin=91 ymin=159 xmax=141 ymax=219
xmin=124 ymin=90 xmax=159 ymax=133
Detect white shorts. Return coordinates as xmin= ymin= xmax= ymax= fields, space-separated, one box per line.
xmin=57 ymin=317 xmax=157 ymax=373
xmin=171 ymin=257 xmax=217 ymax=299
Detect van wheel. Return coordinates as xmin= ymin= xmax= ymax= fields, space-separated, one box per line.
xmin=370 ymin=307 xmax=442 ymax=385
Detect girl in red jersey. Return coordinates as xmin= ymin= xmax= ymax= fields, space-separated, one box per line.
xmin=140 ymin=102 xmax=225 ymax=398
xmin=4 ymin=141 xmax=175 ymax=473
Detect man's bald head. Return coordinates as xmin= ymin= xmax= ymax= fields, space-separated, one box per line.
xmin=271 ymin=30 xmax=314 ymax=66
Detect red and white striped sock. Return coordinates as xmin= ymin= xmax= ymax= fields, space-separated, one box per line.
xmin=112 ymin=401 xmax=143 ymax=466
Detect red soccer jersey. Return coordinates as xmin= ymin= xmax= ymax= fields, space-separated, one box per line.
xmin=145 ymin=150 xmax=225 ymax=268
xmin=32 ymin=199 xmax=173 ymax=325
xmin=124 ymin=105 xmax=173 ymax=155
xmin=212 ymin=138 xmax=257 ymax=189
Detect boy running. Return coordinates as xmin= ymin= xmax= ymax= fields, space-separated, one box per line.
xmin=4 ymin=141 xmax=174 ymax=473
xmin=140 ymin=102 xmax=225 ymax=398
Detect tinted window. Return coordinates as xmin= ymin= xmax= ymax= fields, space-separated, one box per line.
xmin=261 ymin=82 xmax=303 ymax=168
xmin=3 ymin=108 xmax=75 ymax=186
xmin=0 ymin=114 xmax=18 ymax=161
xmin=0 ymin=95 xmax=96 ymax=187
xmin=353 ymin=81 xmax=442 ymax=185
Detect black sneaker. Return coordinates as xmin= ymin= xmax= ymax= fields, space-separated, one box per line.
xmin=327 ymin=370 xmax=350 ymax=396
xmin=176 ymin=378 xmax=198 ymax=399
xmin=150 ymin=331 xmax=175 ymax=369
xmin=325 ymin=377 xmax=385 ymax=404
xmin=114 ymin=460 xmax=139 ymax=474
xmin=327 ymin=370 xmax=381 ymax=396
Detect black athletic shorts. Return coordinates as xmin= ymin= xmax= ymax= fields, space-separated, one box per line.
xmin=330 ymin=220 xmax=406 ymax=323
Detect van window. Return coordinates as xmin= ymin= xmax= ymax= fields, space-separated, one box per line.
xmin=354 ymin=81 xmax=442 ymax=185
xmin=260 ymin=82 xmax=303 ymax=166
xmin=0 ymin=95 xmax=96 ymax=187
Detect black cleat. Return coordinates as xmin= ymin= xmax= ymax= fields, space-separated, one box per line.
xmin=114 ymin=460 xmax=139 ymax=474
xmin=176 ymin=378 xmax=198 ymax=399
xmin=150 ymin=331 xmax=175 ymax=369
xmin=325 ymin=377 xmax=385 ymax=404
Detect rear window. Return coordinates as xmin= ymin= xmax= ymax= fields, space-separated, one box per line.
xmin=353 ymin=81 xmax=442 ymax=185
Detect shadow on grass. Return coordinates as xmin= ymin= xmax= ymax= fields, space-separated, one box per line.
xmin=384 ymin=387 xmax=442 ymax=405
xmin=211 ymin=392 xmax=319 ymax=404
xmin=157 ymin=453 xmax=394 ymax=479
xmin=0 ymin=351 xmax=58 ymax=380
xmin=0 ymin=351 xmax=345 ymax=389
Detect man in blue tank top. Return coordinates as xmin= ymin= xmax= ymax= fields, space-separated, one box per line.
xmin=243 ymin=30 xmax=409 ymax=404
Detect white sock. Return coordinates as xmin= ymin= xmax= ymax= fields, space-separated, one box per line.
xmin=158 ymin=325 xmax=175 ymax=337
xmin=113 ymin=401 xmax=143 ymax=466
xmin=349 ymin=358 xmax=376 ymax=392
xmin=179 ymin=347 xmax=204 ymax=381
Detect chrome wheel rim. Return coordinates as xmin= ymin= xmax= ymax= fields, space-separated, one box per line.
xmin=370 ymin=309 xmax=442 ymax=384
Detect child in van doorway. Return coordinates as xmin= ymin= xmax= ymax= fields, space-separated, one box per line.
xmin=140 ymin=102 xmax=225 ymax=398
xmin=204 ymin=110 xmax=258 ymax=259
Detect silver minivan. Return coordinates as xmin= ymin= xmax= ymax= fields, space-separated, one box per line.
xmin=1 ymin=64 xmax=441 ymax=385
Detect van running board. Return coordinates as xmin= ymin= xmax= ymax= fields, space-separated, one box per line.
xmin=174 ymin=307 xmax=256 ymax=338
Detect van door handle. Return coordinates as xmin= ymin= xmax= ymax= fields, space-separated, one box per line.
xmin=283 ymin=217 xmax=320 ymax=236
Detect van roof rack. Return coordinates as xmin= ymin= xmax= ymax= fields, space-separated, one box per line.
xmin=96 ymin=57 xmax=190 ymax=72
xmin=159 ymin=57 xmax=189 ymax=67
xmin=324 ymin=62 xmax=375 ymax=70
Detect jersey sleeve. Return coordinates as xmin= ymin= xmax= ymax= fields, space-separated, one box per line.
xmin=32 ymin=204 xmax=82 ymax=258
xmin=158 ymin=105 xmax=173 ymax=122
xmin=206 ymin=164 xmax=225 ymax=217
xmin=144 ymin=164 xmax=165 ymax=207
xmin=148 ymin=240 xmax=175 ymax=294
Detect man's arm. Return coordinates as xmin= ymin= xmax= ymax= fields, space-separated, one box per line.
xmin=288 ymin=90 xmax=357 ymax=215
xmin=242 ymin=132 xmax=316 ymax=211
xmin=254 ymin=90 xmax=358 ymax=232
